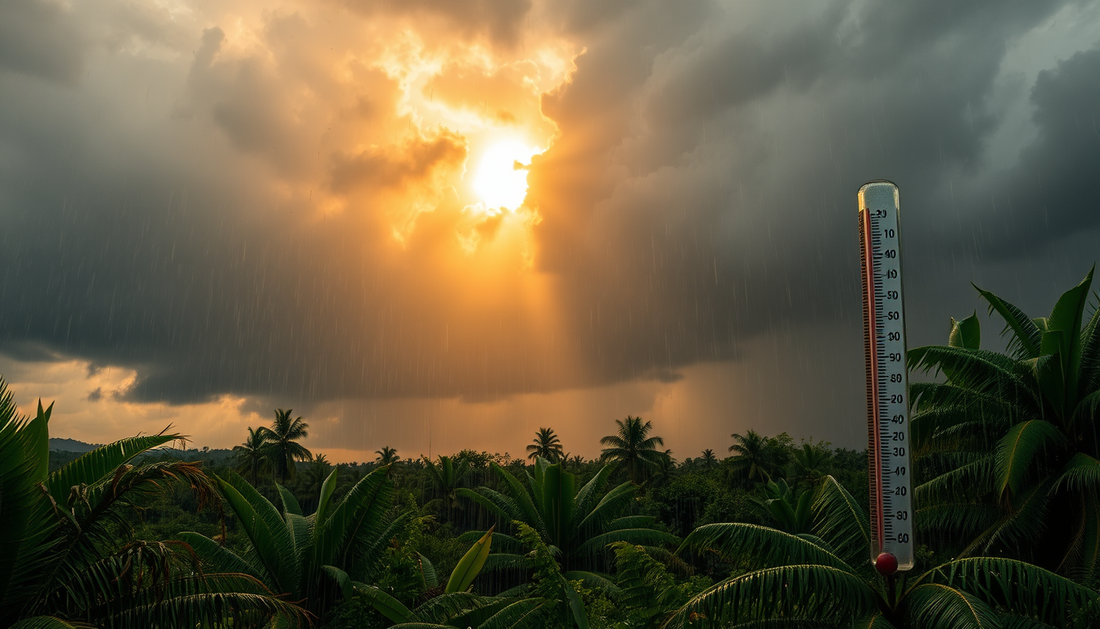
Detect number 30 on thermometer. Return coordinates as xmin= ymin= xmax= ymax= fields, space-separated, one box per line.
xmin=858 ymin=181 xmax=913 ymax=574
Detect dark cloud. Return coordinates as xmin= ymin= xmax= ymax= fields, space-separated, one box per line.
xmin=0 ymin=0 xmax=86 ymax=84
xmin=1 ymin=0 xmax=1098 ymax=446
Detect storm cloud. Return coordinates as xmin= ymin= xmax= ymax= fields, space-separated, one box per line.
xmin=1 ymin=0 xmax=1098 ymax=456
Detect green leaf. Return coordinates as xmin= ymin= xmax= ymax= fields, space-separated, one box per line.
xmin=446 ymin=526 xmax=494 ymax=593
xmin=994 ymin=420 xmax=1065 ymax=500
xmin=418 ymin=552 xmax=439 ymax=590
xmin=354 ymin=582 xmax=415 ymax=624
xmin=315 ymin=467 xmax=339 ymax=525
xmin=949 ymin=313 xmax=981 ymax=349
xmin=276 ymin=483 xmax=303 ymax=517
xmin=562 ymin=575 xmax=590 ymax=629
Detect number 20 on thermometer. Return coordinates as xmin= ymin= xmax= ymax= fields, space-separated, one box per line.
xmin=858 ymin=181 xmax=913 ymax=574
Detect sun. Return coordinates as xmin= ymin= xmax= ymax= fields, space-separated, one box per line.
xmin=471 ymin=140 xmax=542 ymax=211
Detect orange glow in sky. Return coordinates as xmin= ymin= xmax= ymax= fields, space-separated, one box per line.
xmin=471 ymin=141 xmax=542 ymax=212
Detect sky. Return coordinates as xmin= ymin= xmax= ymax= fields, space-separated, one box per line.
xmin=1 ymin=0 xmax=1099 ymax=463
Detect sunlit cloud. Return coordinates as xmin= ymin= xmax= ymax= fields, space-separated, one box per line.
xmin=1 ymin=0 xmax=1098 ymax=460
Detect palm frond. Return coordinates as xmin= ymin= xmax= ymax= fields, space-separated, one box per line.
xmin=575 ymin=481 xmax=636 ymax=533
xmin=0 ymin=392 xmax=58 ymax=619
xmin=576 ymin=528 xmax=678 ymax=556
xmin=907 ymin=346 xmax=1039 ymax=410
xmin=1051 ymin=453 xmax=1100 ymax=494
xmin=489 ymin=463 xmax=546 ymax=533
xmin=178 ymin=532 xmax=261 ymax=580
xmin=215 ymin=472 xmax=298 ymax=592
xmin=475 ymin=598 xmax=555 ymax=629
xmin=665 ymin=564 xmax=875 ymax=628
xmin=811 ymin=476 xmax=870 ymax=567
xmin=313 ymin=465 xmax=392 ymax=571
xmin=680 ymin=523 xmax=849 ymax=572
xmin=45 ymin=432 xmax=181 ymax=509
xmin=9 ymin=617 xmax=95 ymax=629
xmin=975 ymin=285 xmax=1043 ymax=359
xmin=901 ymin=582 xmax=1000 ymax=629
xmin=994 ymin=420 xmax=1065 ymax=500
xmin=914 ymin=556 xmax=1099 ymax=626
xmin=104 ymin=573 xmax=309 ymax=629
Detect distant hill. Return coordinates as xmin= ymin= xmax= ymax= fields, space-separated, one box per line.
xmin=49 ymin=438 xmax=101 ymax=453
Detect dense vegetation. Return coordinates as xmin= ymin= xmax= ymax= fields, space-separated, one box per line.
xmin=2 ymin=269 xmax=1099 ymax=627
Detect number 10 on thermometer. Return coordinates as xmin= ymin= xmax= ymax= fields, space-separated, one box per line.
xmin=858 ymin=181 xmax=913 ymax=574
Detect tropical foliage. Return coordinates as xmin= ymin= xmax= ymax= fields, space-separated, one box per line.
xmin=179 ymin=465 xmax=399 ymax=621
xmin=908 ymin=268 xmax=1100 ymax=579
xmin=672 ymin=476 xmax=1099 ymax=628
xmin=0 ymin=378 xmax=301 ymax=628
xmin=457 ymin=458 xmax=678 ymax=585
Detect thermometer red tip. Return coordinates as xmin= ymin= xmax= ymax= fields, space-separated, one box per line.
xmin=875 ymin=552 xmax=899 ymax=576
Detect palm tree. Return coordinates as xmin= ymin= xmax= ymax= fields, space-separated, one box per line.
xmin=376 ymin=445 xmax=399 ymax=465
xmin=0 ymin=380 xmax=301 ymax=627
xmin=789 ymin=439 xmax=831 ymax=484
xmin=699 ymin=449 xmax=718 ymax=469
xmin=181 ymin=465 xmax=399 ymax=620
xmin=526 ymin=427 xmax=565 ymax=462
xmin=908 ymin=268 xmax=1100 ymax=577
xmin=600 ymin=416 xmax=665 ymax=484
xmin=424 ymin=454 xmax=471 ymax=521
xmin=727 ymin=429 xmax=777 ymax=481
xmin=258 ymin=408 xmax=312 ymax=484
xmin=457 ymin=458 xmax=678 ymax=587
xmin=232 ymin=426 xmax=270 ymax=484
xmin=669 ymin=476 xmax=1099 ymax=627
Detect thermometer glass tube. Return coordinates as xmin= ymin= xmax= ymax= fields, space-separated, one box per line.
xmin=858 ymin=181 xmax=914 ymax=572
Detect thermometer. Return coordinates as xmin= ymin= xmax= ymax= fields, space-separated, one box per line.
xmin=858 ymin=181 xmax=913 ymax=574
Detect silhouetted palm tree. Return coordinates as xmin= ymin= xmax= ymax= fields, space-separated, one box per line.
xmin=257 ymin=409 xmax=312 ymax=485
xmin=728 ymin=429 xmax=774 ymax=481
xmin=232 ymin=426 xmax=270 ymax=484
xmin=424 ymin=454 xmax=470 ymax=521
xmin=600 ymin=416 xmax=665 ymax=484
xmin=375 ymin=445 xmax=399 ymax=465
xmin=700 ymin=448 xmax=718 ymax=469
xmin=526 ymin=427 xmax=565 ymax=462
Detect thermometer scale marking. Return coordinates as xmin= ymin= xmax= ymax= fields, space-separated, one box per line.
xmin=858 ymin=181 xmax=914 ymax=571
